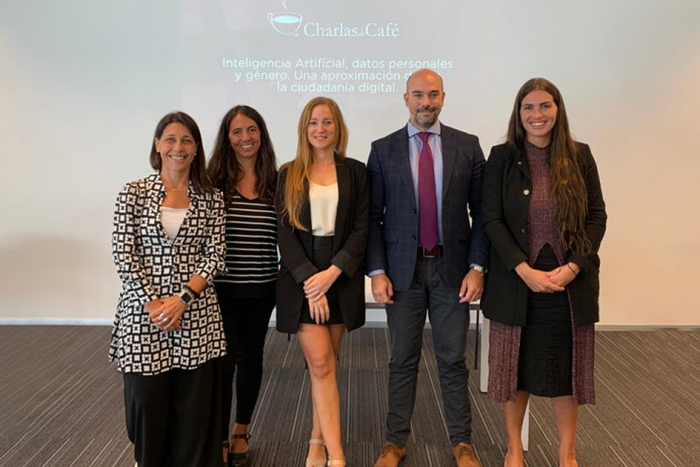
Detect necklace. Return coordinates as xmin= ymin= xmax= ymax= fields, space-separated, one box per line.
xmin=164 ymin=184 xmax=188 ymax=192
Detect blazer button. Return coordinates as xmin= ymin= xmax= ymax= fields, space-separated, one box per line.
xmin=523 ymin=189 xmax=530 ymax=195
xmin=413 ymin=208 xmax=417 ymax=214
xmin=412 ymin=235 xmax=417 ymax=241
xmin=520 ymin=228 xmax=525 ymax=234
xmin=517 ymin=161 xmax=522 ymax=165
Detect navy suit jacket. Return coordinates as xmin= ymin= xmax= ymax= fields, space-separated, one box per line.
xmin=366 ymin=123 xmax=489 ymax=290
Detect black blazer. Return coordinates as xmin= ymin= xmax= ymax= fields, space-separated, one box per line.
xmin=481 ymin=142 xmax=607 ymax=326
xmin=275 ymin=156 xmax=369 ymax=334
xmin=366 ymin=124 xmax=489 ymax=290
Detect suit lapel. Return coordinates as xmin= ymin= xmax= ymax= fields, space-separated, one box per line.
xmin=332 ymin=158 xmax=349 ymax=253
xmin=395 ymin=127 xmax=417 ymax=209
xmin=441 ymin=126 xmax=456 ymax=201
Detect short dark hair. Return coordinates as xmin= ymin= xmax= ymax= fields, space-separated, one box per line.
xmin=149 ymin=111 xmax=214 ymax=194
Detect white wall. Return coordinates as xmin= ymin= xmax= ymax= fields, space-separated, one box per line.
xmin=1 ymin=0 xmax=699 ymax=325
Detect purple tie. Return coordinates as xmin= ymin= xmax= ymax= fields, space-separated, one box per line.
xmin=418 ymin=132 xmax=438 ymax=251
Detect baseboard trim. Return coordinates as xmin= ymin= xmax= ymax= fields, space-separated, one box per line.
xmin=0 ymin=318 xmax=113 ymax=326
xmin=1 ymin=317 xmax=698 ymax=331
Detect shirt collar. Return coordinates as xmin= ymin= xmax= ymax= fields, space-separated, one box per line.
xmin=407 ymin=120 xmax=441 ymax=138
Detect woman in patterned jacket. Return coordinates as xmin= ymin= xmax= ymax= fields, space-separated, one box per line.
xmin=110 ymin=111 xmax=227 ymax=467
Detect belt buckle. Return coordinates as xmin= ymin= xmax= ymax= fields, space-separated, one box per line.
xmin=422 ymin=247 xmax=437 ymax=258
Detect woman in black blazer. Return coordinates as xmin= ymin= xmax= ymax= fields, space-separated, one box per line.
xmin=276 ymin=97 xmax=369 ymax=467
xmin=481 ymin=78 xmax=606 ymax=467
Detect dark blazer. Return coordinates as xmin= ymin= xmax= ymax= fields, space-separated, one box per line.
xmin=276 ymin=156 xmax=369 ymax=334
xmin=366 ymin=124 xmax=489 ymax=290
xmin=481 ymin=142 xmax=607 ymax=326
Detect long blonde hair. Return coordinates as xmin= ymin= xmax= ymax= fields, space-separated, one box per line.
xmin=283 ymin=97 xmax=348 ymax=230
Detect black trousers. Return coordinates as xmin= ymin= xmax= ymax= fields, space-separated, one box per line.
xmin=385 ymin=255 xmax=472 ymax=447
xmin=216 ymin=284 xmax=275 ymax=439
xmin=123 ymin=359 xmax=221 ymax=467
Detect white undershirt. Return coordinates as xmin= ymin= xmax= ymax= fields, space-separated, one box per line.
xmin=161 ymin=206 xmax=188 ymax=241
xmin=309 ymin=182 xmax=338 ymax=236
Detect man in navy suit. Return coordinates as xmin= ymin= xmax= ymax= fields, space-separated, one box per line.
xmin=367 ymin=69 xmax=488 ymax=467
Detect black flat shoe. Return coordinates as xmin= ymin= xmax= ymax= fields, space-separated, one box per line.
xmin=228 ymin=433 xmax=251 ymax=467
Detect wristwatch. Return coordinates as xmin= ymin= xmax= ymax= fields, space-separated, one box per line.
xmin=178 ymin=289 xmax=196 ymax=306
xmin=470 ymin=264 xmax=486 ymax=276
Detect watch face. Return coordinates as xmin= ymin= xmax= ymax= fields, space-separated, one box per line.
xmin=180 ymin=291 xmax=193 ymax=304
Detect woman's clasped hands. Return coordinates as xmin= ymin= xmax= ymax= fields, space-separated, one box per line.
xmin=515 ymin=262 xmax=580 ymax=293
xmin=145 ymin=296 xmax=186 ymax=332
xmin=304 ymin=265 xmax=342 ymax=324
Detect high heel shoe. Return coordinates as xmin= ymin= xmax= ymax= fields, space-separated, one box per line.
xmin=222 ymin=440 xmax=229 ymax=467
xmin=228 ymin=433 xmax=251 ymax=467
xmin=305 ymin=438 xmax=327 ymax=467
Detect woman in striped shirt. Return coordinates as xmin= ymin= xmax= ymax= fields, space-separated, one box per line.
xmin=208 ymin=105 xmax=278 ymax=467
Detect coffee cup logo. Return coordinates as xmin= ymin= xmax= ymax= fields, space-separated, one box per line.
xmin=268 ymin=0 xmax=303 ymax=36
xmin=268 ymin=11 xmax=303 ymax=36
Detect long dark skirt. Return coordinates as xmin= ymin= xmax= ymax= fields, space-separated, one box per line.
xmin=487 ymin=246 xmax=596 ymax=404
xmin=517 ymin=245 xmax=573 ymax=397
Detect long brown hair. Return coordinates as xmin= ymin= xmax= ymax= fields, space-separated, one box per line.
xmin=149 ymin=111 xmax=214 ymax=194
xmin=207 ymin=105 xmax=278 ymax=203
xmin=507 ymin=78 xmax=591 ymax=255
xmin=283 ymin=97 xmax=348 ymax=231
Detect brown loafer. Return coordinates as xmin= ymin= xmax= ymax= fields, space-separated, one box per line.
xmin=452 ymin=443 xmax=480 ymax=467
xmin=374 ymin=442 xmax=406 ymax=467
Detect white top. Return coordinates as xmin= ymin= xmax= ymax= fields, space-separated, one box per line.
xmin=309 ymin=181 xmax=338 ymax=236
xmin=161 ymin=206 xmax=188 ymax=241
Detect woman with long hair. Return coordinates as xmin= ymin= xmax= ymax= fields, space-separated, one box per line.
xmin=207 ymin=105 xmax=278 ymax=467
xmin=276 ymin=97 xmax=369 ymax=467
xmin=111 ymin=111 xmax=226 ymax=467
xmin=481 ymin=78 xmax=607 ymax=467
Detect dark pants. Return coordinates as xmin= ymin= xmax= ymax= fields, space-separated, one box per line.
xmin=385 ymin=255 xmax=472 ymax=447
xmin=216 ymin=284 xmax=275 ymax=439
xmin=123 ymin=359 xmax=222 ymax=467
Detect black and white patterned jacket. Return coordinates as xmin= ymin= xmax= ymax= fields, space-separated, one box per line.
xmin=109 ymin=173 xmax=227 ymax=375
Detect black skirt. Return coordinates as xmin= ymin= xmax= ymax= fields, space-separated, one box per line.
xmin=299 ymin=236 xmax=343 ymax=325
xmin=517 ymin=243 xmax=573 ymax=397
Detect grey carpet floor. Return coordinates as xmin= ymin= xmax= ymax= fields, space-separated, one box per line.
xmin=0 ymin=326 xmax=699 ymax=466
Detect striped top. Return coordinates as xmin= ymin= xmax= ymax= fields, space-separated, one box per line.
xmin=215 ymin=192 xmax=278 ymax=296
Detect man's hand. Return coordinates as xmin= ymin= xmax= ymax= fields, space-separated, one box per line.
xmin=459 ymin=269 xmax=484 ymax=303
xmin=371 ymin=273 xmax=394 ymax=305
